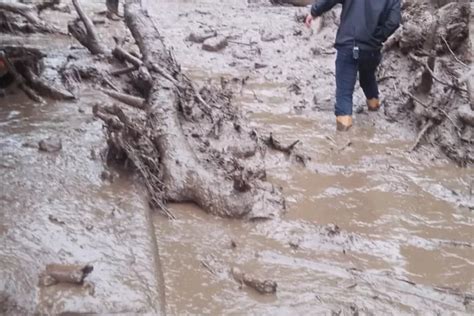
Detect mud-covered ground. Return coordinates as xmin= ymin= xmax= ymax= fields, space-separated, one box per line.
xmin=1 ymin=0 xmax=473 ymax=314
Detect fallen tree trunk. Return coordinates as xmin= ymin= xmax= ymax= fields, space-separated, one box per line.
xmin=116 ymin=4 xmax=283 ymax=219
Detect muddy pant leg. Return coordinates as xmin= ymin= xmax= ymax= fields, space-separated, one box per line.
xmin=358 ymin=50 xmax=381 ymax=100
xmin=106 ymin=0 xmax=119 ymax=15
xmin=335 ymin=48 xmax=358 ymax=116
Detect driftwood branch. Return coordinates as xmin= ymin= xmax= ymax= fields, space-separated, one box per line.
xmin=68 ymin=0 xmax=108 ymax=55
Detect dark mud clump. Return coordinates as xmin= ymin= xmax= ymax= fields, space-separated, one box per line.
xmin=380 ymin=0 xmax=473 ymax=165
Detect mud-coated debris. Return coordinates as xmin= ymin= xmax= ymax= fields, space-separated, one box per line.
xmin=399 ymin=22 xmax=424 ymax=54
xmin=289 ymin=237 xmax=301 ymax=249
xmin=230 ymin=239 xmax=237 ymax=249
xmin=260 ymin=31 xmax=284 ymax=42
xmin=38 ymin=137 xmax=62 ymax=152
xmin=202 ymin=36 xmax=228 ymax=52
xmin=288 ymin=82 xmax=302 ymax=95
xmin=254 ymin=62 xmax=267 ymax=69
xmin=457 ymin=104 xmax=474 ymax=127
xmin=22 ymin=141 xmax=37 ymax=149
xmin=231 ymin=267 xmax=277 ymax=294
xmin=48 ymin=215 xmax=65 ymax=225
xmin=90 ymin=148 xmax=98 ymax=160
xmin=232 ymin=51 xmax=251 ymax=60
xmin=78 ymin=107 xmax=85 ymax=113
xmin=101 ymin=169 xmax=116 ymax=182
xmin=39 ymin=264 xmax=93 ymax=287
xmin=187 ymin=30 xmax=217 ymax=43
xmin=350 ymin=303 xmax=359 ymax=316
xmin=325 ymin=224 xmax=341 ymax=237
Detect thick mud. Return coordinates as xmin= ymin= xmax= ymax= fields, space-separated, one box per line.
xmin=1 ymin=0 xmax=473 ymax=314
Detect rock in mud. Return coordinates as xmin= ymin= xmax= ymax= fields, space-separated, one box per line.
xmin=457 ymin=104 xmax=474 ymax=127
xmin=260 ymin=30 xmax=284 ymax=42
xmin=38 ymin=137 xmax=62 ymax=152
xmin=202 ymin=36 xmax=228 ymax=52
xmin=399 ymin=22 xmax=424 ymax=54
xmin=231 ymin=267 xmax=277 ymax=294
xmin=39 ymin=264 xmax=93 ymax=287
xmin=186 ymin=30 xmax=217 ymax=44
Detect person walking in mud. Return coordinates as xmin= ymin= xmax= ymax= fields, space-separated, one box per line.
xmin=305 ymin=0 xmax=401 ymax=131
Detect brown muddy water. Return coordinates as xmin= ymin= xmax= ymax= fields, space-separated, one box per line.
xmin=1 ymin=0 xmax=474 ymax=314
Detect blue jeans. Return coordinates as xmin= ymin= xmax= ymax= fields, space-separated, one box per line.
xmin=335 ymin=48 xmax=382 ymax=116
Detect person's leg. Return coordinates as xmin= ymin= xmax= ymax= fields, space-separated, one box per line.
xmin=335 ymin=48 xmax=358 ymax=130
xmin=359 ymin=50 xmax=382 ymax=111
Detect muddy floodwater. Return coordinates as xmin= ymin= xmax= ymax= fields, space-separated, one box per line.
xmin=1 ymin=0 xmax=473 ymax=314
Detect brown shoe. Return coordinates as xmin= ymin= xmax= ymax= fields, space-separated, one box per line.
xmin=336 ymin=115 xmax=353 ymax=131
xmin=367 ymin=98 xmax=380 ymax=111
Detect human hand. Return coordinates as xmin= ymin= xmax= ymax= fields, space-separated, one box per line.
xmin=305 ymin=14 xmax=313 ymax=28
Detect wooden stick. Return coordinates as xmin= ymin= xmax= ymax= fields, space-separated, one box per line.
xmin=410 ymin=120 xmax=434 ymax=152
xmin=441 ymin=36 xmax=468 ymax=68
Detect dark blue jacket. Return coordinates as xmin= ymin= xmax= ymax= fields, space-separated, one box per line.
xmin=311 ymin=0 xmax=401 ymax=51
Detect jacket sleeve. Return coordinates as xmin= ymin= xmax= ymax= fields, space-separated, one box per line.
xmin=373 ymin=0 xmax=401 ymax=43
xmin=311 ymin=0 xmax=343 ymax=18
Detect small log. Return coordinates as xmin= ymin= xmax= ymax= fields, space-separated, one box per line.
xmin=100 ymin=87 xmax=146 ymax=109
xmin=231 ymin=267 xmax=277 ymax=294
xmin=39 ymin=264 xmax=93 ymax=287
xmin=112 ymin=47 xmax=143 ymax=67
